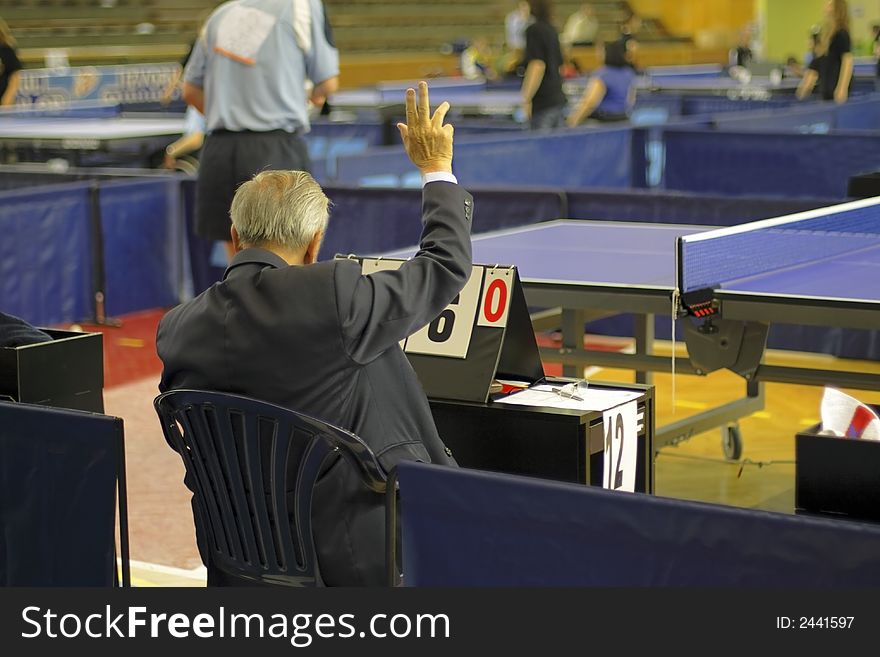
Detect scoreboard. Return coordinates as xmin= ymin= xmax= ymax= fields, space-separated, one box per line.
xmin=357 ymin=258 xmax=544 ymax=402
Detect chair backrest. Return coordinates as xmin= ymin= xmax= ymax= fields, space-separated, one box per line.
xmin=154 ymin=389 xmax=386 ymax=587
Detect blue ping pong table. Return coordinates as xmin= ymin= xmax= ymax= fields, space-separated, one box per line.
xmin=388 ymin=210 xmax=880 ymax=455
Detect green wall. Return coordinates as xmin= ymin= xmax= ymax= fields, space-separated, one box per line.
xmin=757 ymin=0 xmax=826 ymax=62
xmin=758 ymin=0 xmax=880 ymax=61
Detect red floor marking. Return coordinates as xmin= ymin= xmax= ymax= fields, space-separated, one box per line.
xmin=63 ymin=308 xmax=167 ymax=389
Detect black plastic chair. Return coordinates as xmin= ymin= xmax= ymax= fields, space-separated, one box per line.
xmin=154 ymin=389 xmax=388 ymax=587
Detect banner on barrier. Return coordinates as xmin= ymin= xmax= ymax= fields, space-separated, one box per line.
xmin=14 ymin=63 xmax=182 ymax=108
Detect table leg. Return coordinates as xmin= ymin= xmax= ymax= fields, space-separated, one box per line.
xmin=561 ymin=309 xmax=585 ymax=378
xmin=634 ymin=313 xmax=655 ymax=386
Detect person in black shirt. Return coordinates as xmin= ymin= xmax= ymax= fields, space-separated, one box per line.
xmin=0 ymin=18 xmax=23 ymax=106
xmin=520 ymin=0 xmax=567 ymax=130
xmin=796 ymin=0 xmax=853 ymax=103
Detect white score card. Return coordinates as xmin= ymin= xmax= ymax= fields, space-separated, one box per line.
xmin=405 ymin=266 xmax=485 ymax=359
xmin=602 ymin=400 xmax=638 ymax=492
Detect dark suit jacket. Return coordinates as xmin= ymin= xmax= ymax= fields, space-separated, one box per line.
xmin=157 ymin=181 xmax=473 ymax=585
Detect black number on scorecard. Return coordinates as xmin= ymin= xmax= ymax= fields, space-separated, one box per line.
xmin=427 ymin=294 xmax=459 ymax=343
xmin=605 ymin=412 xmax=625 ymax=490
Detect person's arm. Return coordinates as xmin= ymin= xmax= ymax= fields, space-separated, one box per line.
xmin=567 ymin=77 xmax=606 ymax=126
xmin=335 ymin=81 xmax=473 ymax=364
xmin=163 ymin=132 xmax=205 ymax=168
xmin=304 ymin=0 xmax=340 ymax=98
xmin=1 ymin=70 xmax=21 ymax=106
xmin=181 ymin=82 xmax=205 ymax=113
xmin=797 ymin=68 xmax=818 ymax=100
xmin=835 ymin=52 xmax=853 ymax=103
xmin=310 ymin=75 xmax=338 ymax=107
xmin=521 ymin=60 xmax=546 ymax=119
xmin=181 ymin=28 xmax=208 ymax=113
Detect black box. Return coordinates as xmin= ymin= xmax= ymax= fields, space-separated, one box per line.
xmin=796 ymin=406 xmax=880 ymax=523
xmin=847 ymin=171 xmax=880 ymax=199
xmin=430 ymin=380 xmax=654 ymax=493
xmin=0 ymin=329 xmax=104 ymax=413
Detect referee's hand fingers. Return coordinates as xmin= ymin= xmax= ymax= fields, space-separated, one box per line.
xmin=417 ymin=80 xmax=430 ymax=126
xmin=404 ymin=87 xmax=417 ymax=128
xmin=397 ymin=122 xmax=409 ymax=144
xmin=432 ymin=101 xmax=451 ymax=130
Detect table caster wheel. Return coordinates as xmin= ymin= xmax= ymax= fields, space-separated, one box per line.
xmin=722 ymin=424 xmax=743 ymax=461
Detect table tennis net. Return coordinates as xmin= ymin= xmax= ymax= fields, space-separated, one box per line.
xmin=678 ymin=202 xmax=880 ymax=294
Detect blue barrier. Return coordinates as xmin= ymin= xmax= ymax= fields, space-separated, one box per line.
xmin=713 ymin=104 xmax=835 ymax=133
xmin=321 ymin=186 xmax=566 ymax=259
xmin=711 ymin=97 xmax=880 ymax=133
xmin=306 ymin=120 xmax=385 ymax=181
xmin=397 ymin=461 xmax=880 ymax=587
xmin=335 ymin=126 xmax=634 ymax=188
xmin=663 ymin=128 xmax=880 ymax=198
xmin=834 ymin=96 xmax=880 ymax=130
xmin=0 ymin=183 xmax=93 ymax=325
xmin=566 ymin=188 xmax=837 ymax=225
xmin=99 ymin=178 xmax=184 ymax=316
xmin=0 ymin=174 xmax=187 ymax=325
xmin=682 ymin=95 xmax=795 ymax=115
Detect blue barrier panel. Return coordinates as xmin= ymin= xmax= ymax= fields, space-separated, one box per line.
xmin=336 ymin=127 xmax=633 ymax=188
xmin=663 ymin=128 xmax=880 ymax=198
xmin=713 ymin=104 xmax=835 ymax=133
xmin=635 ymin=92 xmax=684 ymax=118
xmin=397 ymin=461 xmax=880 ymax=587
xmin=566 ymin=189 xmax=837 ymax=225
xmin=0 ymin=401 xmax=122 ymax=586
xmin=0 ymin=183 xmax=92 ymax=325
xmin=835 ymin=97 xmax=880 ymax=130
xmin=306 ymin=120 xmax=385 ymax=180
xmin=99 ymin=178 xmax=184 ymax=315
xmin=320 ymin=186 xmax=566 ymax=259
xmin=683 ymin=96 xmax=795 ymax=115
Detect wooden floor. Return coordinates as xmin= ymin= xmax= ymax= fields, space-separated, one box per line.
xmin=597 ymin=343 xmax=880 ymax=513
xmin=111 ymin=337 xmax=879 ymax=586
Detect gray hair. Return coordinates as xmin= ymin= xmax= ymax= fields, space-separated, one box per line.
xmin=230 ymin=170 xmax=330 ymax=252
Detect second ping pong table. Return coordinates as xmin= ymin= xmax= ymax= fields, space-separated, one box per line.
xmin=0 ymin=116 xmax=186 ymax=165
xmin=387 ymin=209 xmax=880 ymax=456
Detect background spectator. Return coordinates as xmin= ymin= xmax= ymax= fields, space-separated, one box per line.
xmin=520 ymin=0 xmax=567 ymax=130
xmin=0 ymin=18 xmax=23 ymax=107
xmin=567 ymin=40 xmax=636 ymax=126
xmin=561 ymin=3 xmax=599 ymax=49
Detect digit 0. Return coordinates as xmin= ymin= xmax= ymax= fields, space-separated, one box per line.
xmin=483 ymin=279 xmax=508 ymax=323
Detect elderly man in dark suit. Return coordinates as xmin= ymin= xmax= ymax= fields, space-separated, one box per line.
xmin=157 ymin=82 xmax=472 ymax=586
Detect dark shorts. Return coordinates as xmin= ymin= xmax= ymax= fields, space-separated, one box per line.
xmin=196 ymin=130 xmax=311 ymax=241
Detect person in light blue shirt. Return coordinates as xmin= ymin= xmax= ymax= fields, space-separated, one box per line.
xmin=182 ymin=0 xmax=339 ymax=255
xmin=567 ymin=40 xmax=637 ymax=126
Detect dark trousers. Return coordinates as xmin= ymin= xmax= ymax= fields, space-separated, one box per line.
xmin=196 ymin=130 xmax=311 ymax=242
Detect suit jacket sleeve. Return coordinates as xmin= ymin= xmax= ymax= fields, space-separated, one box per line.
xmin=334 ymin=181 xmax=473 ymax=365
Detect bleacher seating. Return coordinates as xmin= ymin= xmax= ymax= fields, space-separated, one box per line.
xmin=1 ymin=0 xmax=691 ymax=71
